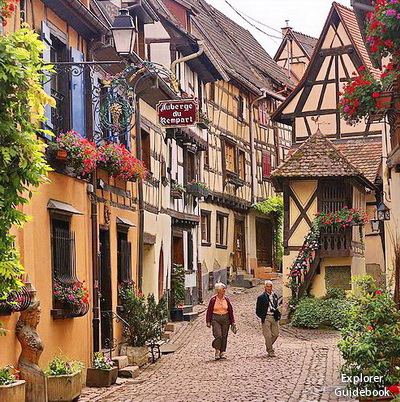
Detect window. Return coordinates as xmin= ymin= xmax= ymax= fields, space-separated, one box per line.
xmin=186 ymin=149 xmax=196 ymax=183
xmin=238 ymin=150 xmax=246 ymax=180
xmin=117 ymin=230 xmax=132 ymax=284
xmin=216 ymin=212 xmax=228 ymax=248
xmin=238 ymin=95 xmax=247 ymax=121
xmin=51 ymin=216 xmax=76 ymax=284
xmin=319 ymin=181 xmax=352 ymax=213
xmin=224 ymin=142 xmax=236 ymax=172
xmin=141 ymin=129 xmax=151 ymax=171
xmin=262 ymin=151 xmax=272 ymax=179
xmin=201 ymin=210 xmax=211 ymax=246
xmin=259 ymin=101 xmax=270 ymax=126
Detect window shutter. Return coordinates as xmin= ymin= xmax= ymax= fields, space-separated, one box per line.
xmin=41 ymin=21 xmax=53 ymax=138
xmin=187 ymin=232 xmax=193 ymax=271
xmin=262 ymin=151 xmax=271 ymax=179
xmin=70 ymin=47 xmax=86 ymax=136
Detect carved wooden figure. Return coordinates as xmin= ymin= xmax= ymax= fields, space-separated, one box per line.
xmin=16 ymin=299 xmax=47 ymax=402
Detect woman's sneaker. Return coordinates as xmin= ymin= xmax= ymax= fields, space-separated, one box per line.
xmin=219 ymin=352 xmax=227 ymax=359
xmin=214 ymin=350 xmax=220 ymax=360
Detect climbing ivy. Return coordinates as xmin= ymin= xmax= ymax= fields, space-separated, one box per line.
xmin=0 ymin=28 xmax=53 ymax=299
xmin=252 ymin=196 xmax=284 ymax=269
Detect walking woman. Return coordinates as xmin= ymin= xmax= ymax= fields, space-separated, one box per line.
xmin=206 ymin=282 xmax=235 ymax=360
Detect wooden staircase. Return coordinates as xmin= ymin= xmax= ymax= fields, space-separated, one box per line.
xmin=297 ymin=251 xmax=321 ymax=299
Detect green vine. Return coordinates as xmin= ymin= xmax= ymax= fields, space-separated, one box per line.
xmin=0 ymin=29 xmax=52 ymax=300
xmin=252 ymin=196 xmax=284 ymax=269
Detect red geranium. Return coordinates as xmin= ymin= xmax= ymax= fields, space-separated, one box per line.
xmin=0 ymin=0 xmax=19 ymax=26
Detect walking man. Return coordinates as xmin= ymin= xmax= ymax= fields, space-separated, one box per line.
xmin=256 ymin=280 xmax=282 ymax=357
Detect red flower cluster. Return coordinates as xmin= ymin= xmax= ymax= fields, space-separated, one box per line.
xmin=99 ymin=142 xmax=147 ymax=181
xmin=366 ymin=0 xmax=400 ymax=58
xmin=53 ymin=280 xmax=89 ymax=310
xmin=338 ymin=66 xmax=394 ymax=125
xmin=0 ymin=0 xmax=18 ymax=26
xmin=315 ymin=207 xmax=368 ymax=228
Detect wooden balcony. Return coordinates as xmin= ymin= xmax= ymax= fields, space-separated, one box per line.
xmin=319 ymin=226 xmax=364 ymax=257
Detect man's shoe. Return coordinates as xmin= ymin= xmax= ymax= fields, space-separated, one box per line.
xmin=214 ymin=350 xmax=220 ymax=360
xmin=219 ymin=353 xmax=227 ymax=359
xmin=268 ymin=352 xmax=276 ymax=357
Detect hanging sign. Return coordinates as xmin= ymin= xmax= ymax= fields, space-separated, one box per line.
xmin=157 ymin=99 xmax=198 ymax=128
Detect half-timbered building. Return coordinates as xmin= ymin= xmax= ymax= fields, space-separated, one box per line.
xmin=272 ymin=2 xmax=385 ymax=301
xmin=274 ymin=27 xmax=318 ymax=85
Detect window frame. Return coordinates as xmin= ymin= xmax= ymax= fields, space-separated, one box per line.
xmin=216 ymin=211 xmax=229 ymax=249
xmin=201 ymin=210 xmax=211 ymax=246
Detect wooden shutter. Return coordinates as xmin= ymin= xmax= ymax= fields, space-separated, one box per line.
xmin=70 ymin=47 xmax=86 ymax=136
xmin=262 ymin=151 xmax=271 ymax=179
xmin=41 ymin=21 xmax=53 ymax=137
xmin=187 ymin=231 xmax=193 ymax=271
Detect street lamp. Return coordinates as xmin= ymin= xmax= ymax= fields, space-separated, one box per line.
xmin=111 ymin=8 xmax=137 ymax=56
xmin=377 ymin=201 xmax=390 ymax=221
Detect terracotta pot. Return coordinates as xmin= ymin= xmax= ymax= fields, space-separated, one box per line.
xmin=0 ymin=380 xmax=25 ymax=402
xmin=55 ymin=149 xmax=68 ymax=161
xmin=86 ymin=367 xmax=118 ymax=388
xmin=119 ymin=345 xmax=148 ymax=367
xmin=47 ymin=371 xmax=82 ymax=402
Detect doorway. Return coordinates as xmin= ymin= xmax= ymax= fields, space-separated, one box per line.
xmin=233 ymin=218 xmax=246 ymax=272
xmin=100 ymin=228 xmax=113 ymax=350
xmin=256 ymin=218 xmax=273 ymax=267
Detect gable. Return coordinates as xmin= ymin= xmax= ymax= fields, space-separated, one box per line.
xmin=272 ymin=3 xmax=382 ymax=142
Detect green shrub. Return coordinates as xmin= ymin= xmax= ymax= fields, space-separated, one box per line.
xmin=339 ymin=278 xmax=400 ymax=393
xmin=118 ymin=282 xmax=168 ymax=347
xmin=170 ymin=264 xmax=185 ymax=308
xmin=291 ymin=294 xmax=353 ymax=330
xmin=324 ymin=287 xmax=346 ymax=300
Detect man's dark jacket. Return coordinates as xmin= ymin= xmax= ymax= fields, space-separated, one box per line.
xmin=256 ymin=292 xmax=280 ymax=323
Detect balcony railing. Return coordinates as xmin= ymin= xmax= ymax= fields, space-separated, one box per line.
xmin=320 ymin=226 xmax=364 ymax=257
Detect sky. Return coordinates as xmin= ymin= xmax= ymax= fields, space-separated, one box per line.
xmin=206 ymin=0 xmax=352 ymax=57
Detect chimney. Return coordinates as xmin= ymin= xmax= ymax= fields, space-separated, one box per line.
xmin=281 ymin=20 xmax=292 ymax=38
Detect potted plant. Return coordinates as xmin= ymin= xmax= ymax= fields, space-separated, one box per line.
xmin=171 ymin=183 xmax=186 ymax=199
xmin=170 ymin=264 xmax=186 ymax=322
xmin=98 ymin=142 xmax=148 ymax=181
xmin=118 ymin=282 xmax=167 ymax=367
xmin=48 ymin=130 xmax=100 ymax=176
xmin=86 ymin=352 xmax=118 ymax=388
xmin=51 ymin=280 xmax=89 ymax=319
xmin=186 ymin=180 xmax=209 ymax=197
xmin=339 ymin=276 xmax=400 ymax=401
xmin=197 ymin=111 xmax=211 ymax=129
xmin=0 ymin=366 xmax=25 ymax=402
xmin=338 ymin=66 xmax=396 ymax=126
xmin=45 ymin=356 xmax=83 ymax=402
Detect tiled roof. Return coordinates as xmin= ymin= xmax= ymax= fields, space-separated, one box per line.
xmin=333 ymin=2 xmax=380 ymax=78
xmin=182 ymin=0 xmax=293 ymax=92
xmin=292 ymin=30 xmax=318 ymax=58
xmin=272 ymin=130 xmax=363 ymax=179
xmin=335 ymin=137 xmax=382 ymax=183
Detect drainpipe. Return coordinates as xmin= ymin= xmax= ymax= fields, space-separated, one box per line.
xmin=249 ymin=88 xmax=267 ymax=205
xmin=170 ymin=41 xmax=204 ymax=80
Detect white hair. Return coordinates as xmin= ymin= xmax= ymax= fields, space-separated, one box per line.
xmin=264 ymin=280 xmax=273 ymax=286
xmin=214 ymin=282 xmax=226 ymax=291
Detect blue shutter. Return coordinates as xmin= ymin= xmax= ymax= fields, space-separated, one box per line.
xmin=41 ymin=21 xmax=53 ymax=139
xmin=70 ymin=48 xmax=86 ymax=136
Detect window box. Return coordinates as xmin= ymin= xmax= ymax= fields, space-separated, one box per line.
xmin=186 ymin=182 xmax=209 ymax=198
xmin=197 ymin=113 xmax=211 ymax=129
xmin=50 ymin=302 xmax=89 ymax=320
xmin=171 ymin=189 xmax=184 ymax=199
xmin=368 ymin=91 xmax=393 ymax=122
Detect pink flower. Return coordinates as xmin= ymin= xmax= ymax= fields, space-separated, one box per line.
xmin=385 ymin=9 xmax=397 ymax=15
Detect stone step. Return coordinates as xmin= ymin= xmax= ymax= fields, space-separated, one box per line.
xmin=118 ymin=365 xmax=140 ymax=378
xmin=164 ymin=323 xmax=176 ymax=332
xmin=230 ymin=277 xmax=257 ymax=289
xmin=183 ymin=311 xmax=198 ymax=321
xmin=112 ymin=356 xmax=129 ymax=369
xmin=162 ymin=331 xmax=173 ymax=340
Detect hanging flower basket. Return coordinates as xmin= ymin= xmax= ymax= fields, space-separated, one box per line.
xmin=368 ymin=91 xmax=393 ymax=122
xmin=171 ymin=184 xmax=185 ymax=199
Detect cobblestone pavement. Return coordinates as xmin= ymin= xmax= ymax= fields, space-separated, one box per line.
xmin=80 ymin=280 xmax=353 ymax=402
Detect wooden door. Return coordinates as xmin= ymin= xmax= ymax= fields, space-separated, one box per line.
xmin=233 ymin=218 xmax=246 ymax=272
xmin=172 ymin=233 xmax=184 ymax=265
xmin=256 ymin=219 xmax=273 ymax=267
xmin=100 ymin=229 xmax=113 ymax=350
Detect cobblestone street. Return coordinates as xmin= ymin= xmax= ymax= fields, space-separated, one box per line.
xmin=80 ymin=280 xmax=353 ymax=402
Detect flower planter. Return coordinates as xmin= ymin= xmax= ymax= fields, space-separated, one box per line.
xmin=369 ymin=91 xmax=393 ymax=122
xmin=119 ymin=345 xmax=148 ymax=367
xmin=171 ymin=189 xmax=184 ymax=199
xmin=170 ymin=308 xmax=184 ymax=322
xmin=0 ymin=380 xmax=26 ymax=402
xmin=47 ymin=371 xmax=82 ymax=402
xmin=86 ymin=367 xmax=118 ymax=388
xmin=55 ymin=149 xmax=68 ymax=162
xmin=197 ymin=119 xmax=209 ymax=129
xmin=186 ymin=183 xmax=209 ymax=198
